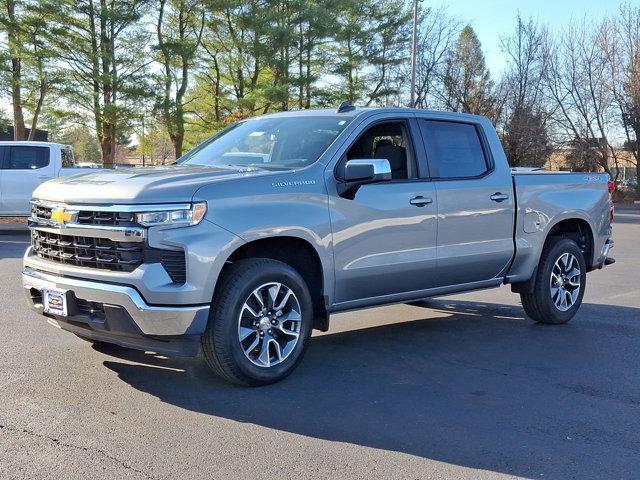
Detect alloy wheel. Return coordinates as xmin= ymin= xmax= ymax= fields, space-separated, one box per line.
xmin=549 ymin=252 xmax=581 ymax=312
xmin=237 ymin=282 xmax=302 ymax=367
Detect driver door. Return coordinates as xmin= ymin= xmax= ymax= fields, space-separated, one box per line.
xmin=327 ymin=117 xmax=438 ymax=306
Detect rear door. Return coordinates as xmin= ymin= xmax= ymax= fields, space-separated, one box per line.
xmin=418 ymin=118 xmax=515 ymax=286
xmin=1 ymin=145 xmax=54 ymax=215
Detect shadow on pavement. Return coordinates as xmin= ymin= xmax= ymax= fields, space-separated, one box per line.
xmin=102 ymin=299 xmax=640 ymax=479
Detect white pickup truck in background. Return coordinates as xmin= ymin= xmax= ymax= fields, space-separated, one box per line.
xmin=0 ymin=142 xmax=88 ymax=216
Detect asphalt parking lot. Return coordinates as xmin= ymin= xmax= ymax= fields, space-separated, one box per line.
xmin=0 ymin=210 xmax=639 ymax=480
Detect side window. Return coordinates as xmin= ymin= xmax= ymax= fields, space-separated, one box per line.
xmin=345 ymin=121 xmax=416 ymax=180
xmin=0 ymin=146 xmax=7 ymax=169
xmin=7 ymin=146 xmax=50 ymax=170
xmin=61 ymin=147 xmax=75 ymax=168
xmin=421 ymin=120 xmax=488 ymax=178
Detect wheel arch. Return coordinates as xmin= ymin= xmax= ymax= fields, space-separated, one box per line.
xmin=219 ymin=236 xmax=330 ymax=331
xmin=544 ymin=217 xmax=595 ymax=270
xmin=511 ymin=215 xmax=595 ymax=294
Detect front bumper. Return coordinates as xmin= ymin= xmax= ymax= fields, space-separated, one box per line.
xmin=23 ymin=267 xmax=210 ymax=355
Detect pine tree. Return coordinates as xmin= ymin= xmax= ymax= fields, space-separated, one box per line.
xmin=442 ymin=25 xmax=495 ymax=118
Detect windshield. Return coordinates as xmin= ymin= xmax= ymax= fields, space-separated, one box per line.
xmin=178 ymin=116 xmax=351 ymax=170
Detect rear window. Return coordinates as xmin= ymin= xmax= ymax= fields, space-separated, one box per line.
xmin=6 ymin=146 xmax=49 ymax=170
xmin=61 ymin=147 xmax=75 ymax=167
xmin=420 ymin=120 xmax=488 ymax=178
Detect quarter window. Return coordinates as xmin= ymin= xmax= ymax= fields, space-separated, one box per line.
xmin=6 ymin=146 xmax=49 ymax=170
xmin=421 ymin=120 xmax=488 ymax=178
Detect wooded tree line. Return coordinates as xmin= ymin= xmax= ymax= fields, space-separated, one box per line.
xmin=0 ymin=0 xmax=638 ymax=187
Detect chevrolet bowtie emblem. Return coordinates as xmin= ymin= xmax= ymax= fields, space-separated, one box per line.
xmin=50 ymin=208 xmax=74 ymax=225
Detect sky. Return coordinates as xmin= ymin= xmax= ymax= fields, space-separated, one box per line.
xmin=431 ymin=0 xmax=633 ymax=76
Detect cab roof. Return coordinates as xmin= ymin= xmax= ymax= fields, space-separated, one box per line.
xmin=254 ymin=107 xmax=488 ymax=123
xmin=0 ymin=141 xmax=68 ymax=148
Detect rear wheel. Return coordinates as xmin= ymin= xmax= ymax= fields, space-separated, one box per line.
xmin=521 ymin=237 xmax=587 ymax=324
xmin=201 ymin=258 xmax=313 ymax=386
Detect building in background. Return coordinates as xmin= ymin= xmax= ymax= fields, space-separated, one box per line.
xmin=0 ymin=127 xmax=48 ymax=142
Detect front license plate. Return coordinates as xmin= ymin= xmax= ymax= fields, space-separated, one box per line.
xmin=43 ymin=289 xmax=68 ymax=317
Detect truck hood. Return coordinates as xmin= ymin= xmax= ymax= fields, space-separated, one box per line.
xmin=33 ymin=165 xmax=270 ymax=204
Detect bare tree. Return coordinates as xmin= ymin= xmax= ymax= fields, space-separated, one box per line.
xmin=501 ymin=15 xmax=547 ymax=114
xmin=499 ymin=15 xmax=553 ymax=167
xmin=411 ymin=7 xmax=460 ymax=109
xmin=605 ymin=5 xmax=640 ymax=188
xmin=544 ymin=21 xmax=619 ymax=176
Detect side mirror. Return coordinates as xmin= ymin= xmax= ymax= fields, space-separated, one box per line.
xmin=338 ymin=158 xmax=392 ymax=198
xmin=343 ymin=158 xmax=392 ymax=183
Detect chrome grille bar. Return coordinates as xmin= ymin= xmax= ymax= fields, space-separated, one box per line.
xmin=28 ymin=222 xmax=145 ymax=242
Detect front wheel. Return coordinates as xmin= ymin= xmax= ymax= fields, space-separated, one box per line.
xmin=201 ymin=258 xmax=313 ymax=386
xmin=521 ymin=237 xmax=587 ymax=324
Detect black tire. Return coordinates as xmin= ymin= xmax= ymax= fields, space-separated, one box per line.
xmin=201 ymin=258 xmax=314 ymax=386
xmin=521 ymin=237 xmax=587 ymax=324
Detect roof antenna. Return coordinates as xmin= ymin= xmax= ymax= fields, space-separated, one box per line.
xmin=337 ymin=101 xmax=356 ymax=113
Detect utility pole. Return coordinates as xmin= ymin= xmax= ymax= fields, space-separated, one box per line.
xmin=410 ymin=0 xmax=418 ymax=108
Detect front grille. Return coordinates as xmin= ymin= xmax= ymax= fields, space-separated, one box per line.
xmin=31 ymin=203 xmax=53 ymax=222
xmin=31 ymin=230 xmax=186 ymax=283
xmin=31 ymin=203 xmax=137 ymax=227
xmin=30 ymin=202 xmax=187 ymax=283
xmin=77 ymin=210 xmax=137 ymax=227
xmin=33 ymin=230 xmax=144 ymax=272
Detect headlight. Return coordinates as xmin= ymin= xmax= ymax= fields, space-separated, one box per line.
xmin=135 ymin=202 xmax=207 ymax=227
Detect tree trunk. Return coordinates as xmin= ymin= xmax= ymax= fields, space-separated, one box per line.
xmin=173 ymin=134 xmax=183 ymax=159
xmin=6 ymin=0 xmax=25 ymax=140
xmin=298 ymin=19 xmax=304 ymax=109
xmin=213 ymin=55 xmax=221 ymax=122
xmin=11 ymin=62 xmax=25 ymax=140
xmin=28 ymin=78 xmax=48 ymax=141
xmin=100 ymin=136 xmax=114 ymax=169
xmin=305 ymin=33 xmax=311 ymax=109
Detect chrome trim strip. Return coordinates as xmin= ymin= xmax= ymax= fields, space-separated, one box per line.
xmin=22 ymin=267 xmax=209 ymax=336
xmin=30 ymin=199 xmax=192 ymax=213
xmin=28 ymin=222 xmax=146 ymax=242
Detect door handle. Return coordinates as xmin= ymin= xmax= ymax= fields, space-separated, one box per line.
xmin=490 ymin=192 xmax=509 ymax=202
xmin=410 ymin=196 xmax=433 ymax=207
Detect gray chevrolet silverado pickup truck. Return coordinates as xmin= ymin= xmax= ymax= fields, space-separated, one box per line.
xmin=22 ymin=106 xmax=615 ymax=385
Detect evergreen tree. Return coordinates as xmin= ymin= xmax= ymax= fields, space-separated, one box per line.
xmin=442 ymin=25 xmax=495 ymax=118
xmin=47 ymin=0 xmax=152 ymax=167
xmin=0 ymin=0 xmax=56 ymax=139
xmin=155 ymin=0 xmax=205 ymax=158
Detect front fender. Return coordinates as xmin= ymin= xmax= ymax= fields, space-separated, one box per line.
xmin=193 ymin=166 xmax=334 ymax=303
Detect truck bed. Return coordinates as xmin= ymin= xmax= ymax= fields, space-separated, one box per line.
xmin=506 ymin=171 xmax=612 ymax=284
